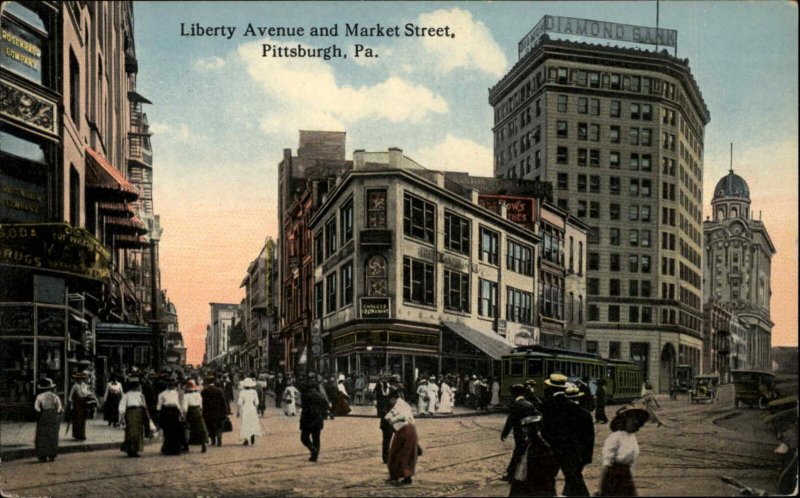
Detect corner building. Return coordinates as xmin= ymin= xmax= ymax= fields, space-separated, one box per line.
xmin=490 ymin=34 xmax=710 ymax=391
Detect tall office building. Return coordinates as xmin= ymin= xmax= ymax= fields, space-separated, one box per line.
xmin=489 ymin=20 xmax=710 ymax=390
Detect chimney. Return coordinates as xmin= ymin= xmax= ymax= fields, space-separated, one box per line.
xmin=500 ymin=202 xmax=508 ymax=219
xmin=388 ymin=147 xmax=403 ymax=168
xmin=353 ymin=149 xmax=365 ymax=170
xmin=471 ymin=188 xmax=480 ymax=204
xmin=311 ymin=180 xmax=320 ymax=206
xmin=433 ymin=171 xmax=445 ymax=188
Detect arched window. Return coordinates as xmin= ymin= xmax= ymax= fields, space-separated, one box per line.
xmin=730 ymin=207 xmax=738 ymax=218
xmin=365 ymin=255 xmax=388 ymax=297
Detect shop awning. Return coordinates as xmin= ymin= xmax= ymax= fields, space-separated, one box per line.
xmin=113 ymin=234 xmax=149 ymax=249
xmin=85 ymin=147 xmax=139 ymax=198
xmin=104 ymin=216 xmax=148 ymax=234
xmin=442 ymin=321 xmax=516 ymax=360
xmin=97 ymin=202 xmax=135 ymax=214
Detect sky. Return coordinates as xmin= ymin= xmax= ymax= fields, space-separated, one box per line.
xmin=132 ymin=1 xmax=798 ymax=365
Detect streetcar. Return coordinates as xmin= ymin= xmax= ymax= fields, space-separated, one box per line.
xmin=500 ymin=345 xmax=643 ymax=405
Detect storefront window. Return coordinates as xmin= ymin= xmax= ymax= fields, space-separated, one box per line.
xmin=0 ymin=339 xmax=34 ymax=405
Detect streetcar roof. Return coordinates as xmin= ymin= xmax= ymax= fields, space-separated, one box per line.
xmin=508 ymin=345 xmax=603 ymax=360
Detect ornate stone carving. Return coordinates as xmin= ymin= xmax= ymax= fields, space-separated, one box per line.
xmin=0 ymin=79 xmax=57 ymax=135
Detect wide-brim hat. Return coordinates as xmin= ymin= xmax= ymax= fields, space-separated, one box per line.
xmin=242 ymin=378 xmax=257 ymax=388
xmin=185 ymin=380 xmax=200 ymax=391
xmin=428 ymin=376 xmax=436 ymax=381
xmin=509 ymin=383 xmax=527 ymax=397
xmin=565 ymin=385 xmax=584 ymax=398
xmin=544 ymin=373 xmax=568 ymax=389
xmin=72 ymin=372 xmax=88 ymax=380
xmin=525 ymin=379 xmax=537 ymax=386
xmin=127 ymin=377 xmax=141 ymax=385
xmin=37 ymin=378 xmax=56 ymax=390
xmin=610 ymin=405 xmax=650 ymax=432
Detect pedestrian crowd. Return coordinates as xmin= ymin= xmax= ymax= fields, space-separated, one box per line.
xmin=501 ymin=373 xmax=658 ymax=497
xmin=32 ymin=366 xmax=663 ymax=495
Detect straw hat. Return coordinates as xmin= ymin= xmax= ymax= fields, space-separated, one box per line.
xmin=525 ymin=378 xmax=537 ymax=386
xmin=565 ymin=384 xmax=584 ymax=398
xmin=37 ymin=378 xmax=56 ymax=390
xmin=544 ymin=373 xmax=568 ymax=388
xmin=242 ymin=378 xmax=257 ymax=388
xmin=72 ymin=371 xmax=88 ymax=380
xmin=610 ymin=404 xmax=650 ymax=432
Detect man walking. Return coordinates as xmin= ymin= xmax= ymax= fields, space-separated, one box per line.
xmin=201 ymin=376 xmax=229 ymax=446
xmin=299 ymin=383 xmax=328 ymax=462
xmin=500 ymin=384 xmax=538 ymax=481
xmin=540 ymin=374 xmax=595 ymax=497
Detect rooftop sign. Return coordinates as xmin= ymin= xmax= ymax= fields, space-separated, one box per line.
xmin=519 ymin=15 xmax=678 ymax=59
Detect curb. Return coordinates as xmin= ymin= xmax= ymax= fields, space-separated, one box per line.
xmin=1 ymin=437 xmax=158 ymax=463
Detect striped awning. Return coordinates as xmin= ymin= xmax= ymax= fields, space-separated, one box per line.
xmin=97 ymin=202 xmax=135 ymax=214
xmin=85 ymin=147 xmax=139 ymax=198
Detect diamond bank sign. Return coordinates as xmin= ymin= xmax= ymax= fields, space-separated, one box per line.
xmin=519 ymin=16 xmax=678 ymax=59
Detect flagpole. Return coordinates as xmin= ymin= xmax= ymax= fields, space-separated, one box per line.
xmin=656 ymin=0 xmax=660 ymax=53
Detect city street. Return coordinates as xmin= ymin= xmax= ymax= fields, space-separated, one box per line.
xmin=0 ymin=396 xmax=785 ymax=497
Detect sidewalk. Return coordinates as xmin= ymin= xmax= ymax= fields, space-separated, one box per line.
xmin=0 ymin=417 xmax=151 ymax=462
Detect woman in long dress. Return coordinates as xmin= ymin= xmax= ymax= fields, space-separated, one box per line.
xmin=640 ymin=384 xmax=665 ymax=427
xmin=416 ymin=379 xmax=429 ymax=416
xmin=34 ymin=378 xmax=62 ymax=462
xmin=238 ymin=378 xmax=262 ymax=445
xmin=68 ymin=372 xmax=92 ymax=441
xmin=118 ymin=378 xmax=147 ymax=457
xmin=333 ymin=378 xmax=351 ymax=416
xmin=157 ymin=379 xmax=185 ymax=455
xmin=490 ymin=378 xmax=501 ymax=408
xmin=282 ymin=381 xmax=300 ymax=416
xmin=385 ymin=390 xmax=419 ymax=485
xmin=104 ymin=376 xmax=123 ymax=427
xmin=438 ymin=379 xmax=454 ymax=414
xmin=183 ymin=380 xmax=208 ymax=452
xmin=599 ymin=405 xmax=650 ymax=496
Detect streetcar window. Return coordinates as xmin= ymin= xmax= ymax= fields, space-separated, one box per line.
xmin=527 ymin=359 xmax=543 ymax=376
xmin=503 ymin=359 xmax=510 ymax=376
xmin=511 ymin=359 xmax=524 ymax=376
xmin=545 ymin=361 xmax=554 ymax=375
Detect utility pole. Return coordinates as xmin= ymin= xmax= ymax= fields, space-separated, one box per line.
xmin=150 ymin=238 xmax=161 ymax=369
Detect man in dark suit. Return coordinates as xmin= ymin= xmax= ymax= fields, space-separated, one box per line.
xmin=500 ymin=384 xmax=538 ymax=481
xmin=299 ymin=383 xmax=328 ymax=462
xmin=540 ymin=374 xmax=595 ymax=497
xmin=201 ymin=376 xmax=230 ymax=447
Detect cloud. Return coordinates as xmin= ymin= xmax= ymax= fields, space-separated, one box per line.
xmin=149 ymin=121 xmax=201 ymax=142
xmin=237 ymin=40 xmax=448 ymax=138
xmin=193 ymin=56 xmax=226 ymax=71
xmin=415 ymin=134 xmax=493 ymax=174
xmin=416 ymin=8 xmax=508 ymax=77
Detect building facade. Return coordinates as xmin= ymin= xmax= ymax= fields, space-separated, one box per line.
xmin=0 ymin=1 xmax=171 ymax=417
xmin=309 ymin=148 xmax=566 ymax=392
xmin=489 ymin=28 xmax=710 ymax=391
xmin=277 ymin=131 xmax=352 ymax=372
xmin=703 ymin=170 xmax=775 ymax=371
xmin=702 ymin=299 xmax=748 ymax=382
xmin=238 ymin=237 xmax=278 ymax=372
xmin=204 ymin=302 xmax=237 ymax=366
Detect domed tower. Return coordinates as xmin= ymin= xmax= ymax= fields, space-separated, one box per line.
xmin=711 ymin=168 xmax=751 ymax=221
xmin=704 ymin=157 xmax=775 ymax=373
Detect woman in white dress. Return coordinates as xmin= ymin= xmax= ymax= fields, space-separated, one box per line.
xmin=490 ymin=378 xmax=501 ymax=407
xmin=438 ymin=378 xmax=454 ymax=414
xmin=237 ymin=378 xmax=262 ymax=446
xmin=282 ymin=380 xmax=300 ymax=416
xmin=416 ymin=379 xmax=429 ymax=416
xmin=599 ymin=404 xmax=650 ymax=496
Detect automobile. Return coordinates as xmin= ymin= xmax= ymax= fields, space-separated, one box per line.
xmin=731 ymin=370 xmax=778 ymax=409
xmin=669 ymin=364 xmax=693 ymax=399
xmin=688 ymin=374 xmax=720 ymax=404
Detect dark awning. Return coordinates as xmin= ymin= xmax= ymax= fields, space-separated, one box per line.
xmin=127 ymin=91 xmax=152 ymax=104
xmin=442 ymin=321 xmax=516 ymax=360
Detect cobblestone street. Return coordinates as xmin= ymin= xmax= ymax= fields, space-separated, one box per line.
xmin=0 ymin=396 xmax=785 ymax=497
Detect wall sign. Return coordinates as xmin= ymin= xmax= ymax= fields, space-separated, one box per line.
xmin=478 ymin=195 xmax=538 ymax=228
xmin=360 ymin=297 xmax=390 ymax=319
xmin=0 ymin=223 xmax=111 ymax=281
xmin=519 ymin=15 xmax=678 ymax=59
xmin=0 ymin=171 xmax=46 ymax=222
xmin=1 ymin=18 xmax=43 ymax=84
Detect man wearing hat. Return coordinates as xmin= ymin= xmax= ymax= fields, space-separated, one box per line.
xmin=599 ymin=404 xmax=650 ymax=496
xmin=508 ymin=414 xmax=559 ymax=497
xmin=501 ymin=384 xmax=539 ymax=481
xmin=68 ymin=371 xmax=93 ymax=441
xmin=201 ymin=375 xmax=229 ymax=447
xmin=524 ymin=379 xmax=542 ymax=409
xmin=540 ymin=373 xmax=595 ymax=497
xmin=34 ymin=378 xmax=62 ymax=461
